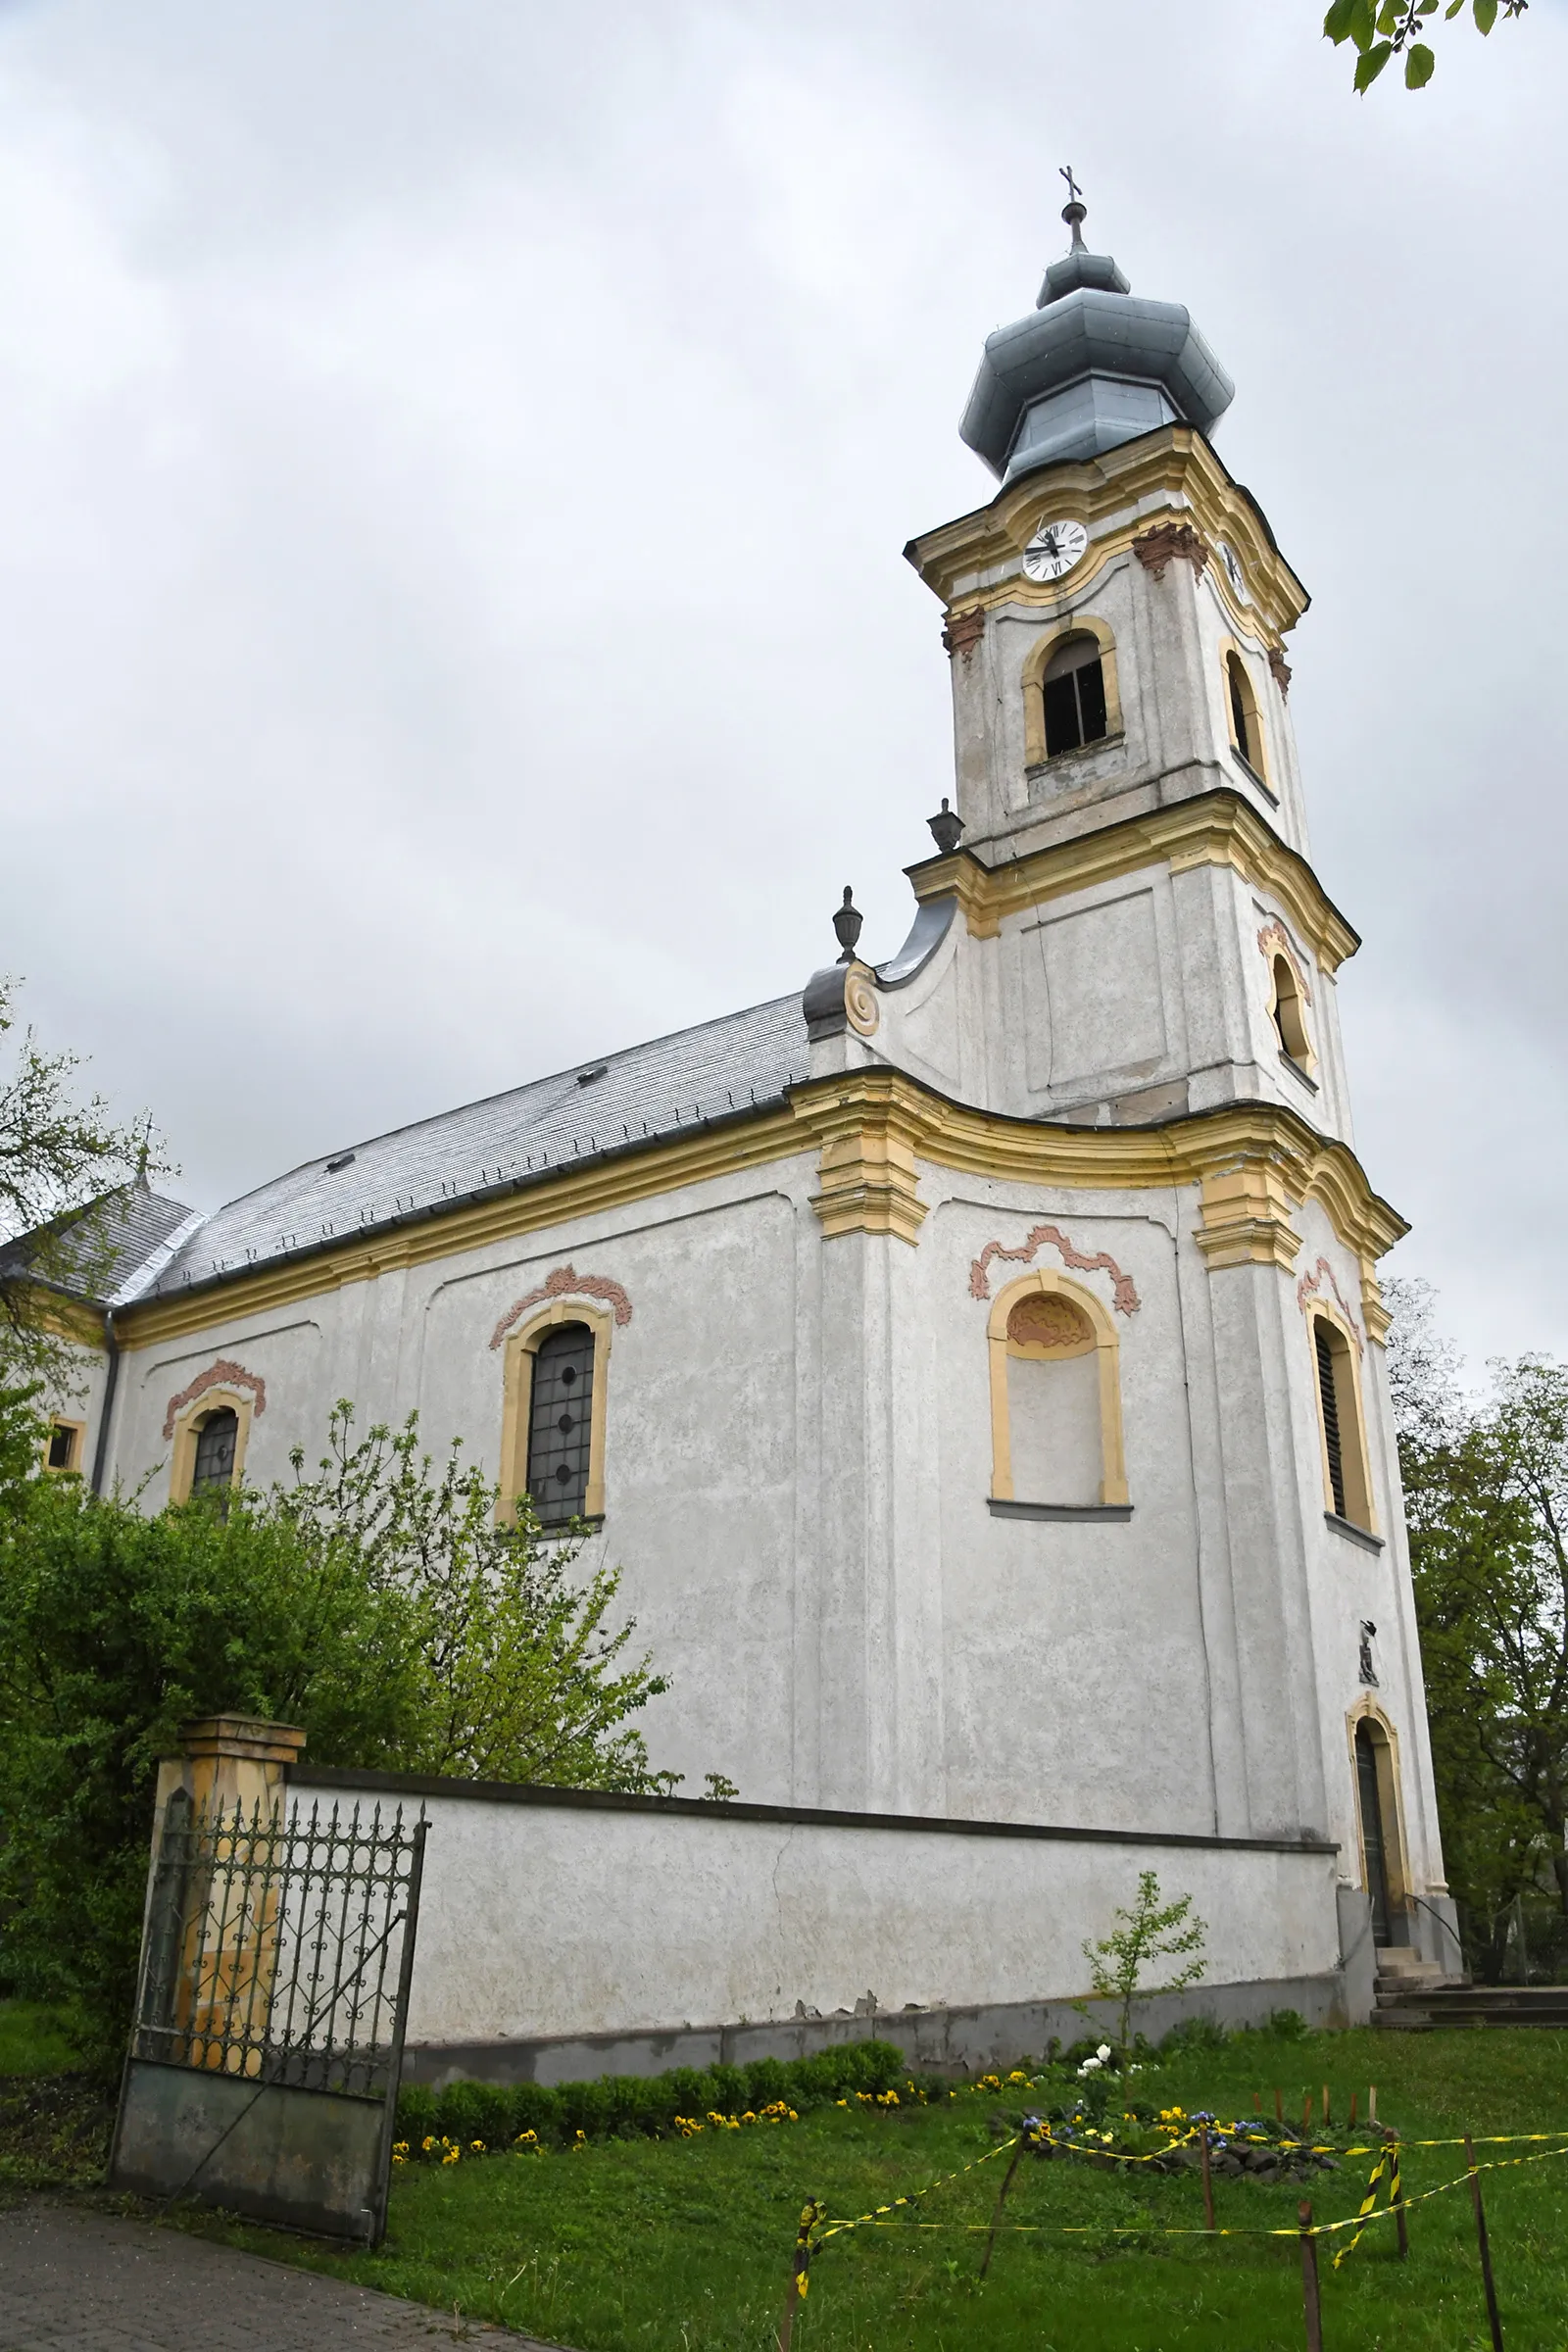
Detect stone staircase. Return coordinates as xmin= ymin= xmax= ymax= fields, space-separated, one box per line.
xmin=1373 ymin=1946 xmax=1568 ymax=2029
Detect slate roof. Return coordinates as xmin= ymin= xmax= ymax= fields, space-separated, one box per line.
xmin=0 ymin=1187 xmax=199 ymax=1309
xmin=143 ymin=993 xmax=811 ymax=1304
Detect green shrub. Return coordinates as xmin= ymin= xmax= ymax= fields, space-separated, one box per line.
xmin=398 ymin=2037 xmax=912 ymax=2148
xmin=1264 ymin=2007 xmax=1311 ymax=2040
xmin=395 ymin=2083 xmax=437 ymax=2141
xmin=1160 ymin=2015 xmax=1229 ymax=2055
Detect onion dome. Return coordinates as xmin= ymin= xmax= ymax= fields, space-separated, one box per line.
xmin=959 ymin=186 xmax=1235 ymax=486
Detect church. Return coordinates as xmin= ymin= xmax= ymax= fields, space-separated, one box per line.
xmin=50 ymin=194 xmax=1456 ymax=2027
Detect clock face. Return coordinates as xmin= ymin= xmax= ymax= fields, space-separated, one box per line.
xmin=1219 ymin=541 xmax=1248 ymax=601
xmin=1022 ymin=517 xmax=1088 ymax=582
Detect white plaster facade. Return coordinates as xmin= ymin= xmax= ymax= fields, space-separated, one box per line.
xmin=60 ymin=223 xmax=1454 ymax=2042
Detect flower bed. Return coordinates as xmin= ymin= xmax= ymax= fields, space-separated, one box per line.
xmin=393 ymin=2038 xmax=908 ymax=2158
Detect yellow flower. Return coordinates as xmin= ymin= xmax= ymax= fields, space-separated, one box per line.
xmin=470 ymin=2139 xmax=485 ymax=2152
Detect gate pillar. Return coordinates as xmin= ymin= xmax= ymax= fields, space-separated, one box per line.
xmin=152 ymin=1714 xmax=307 ymax=1845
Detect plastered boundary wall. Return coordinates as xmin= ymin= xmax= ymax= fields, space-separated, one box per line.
xmin=290 ymin=1770 xmax=1351 ymax=2087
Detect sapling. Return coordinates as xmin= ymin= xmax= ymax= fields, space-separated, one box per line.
xmin=1083 ymin=1870 xmax=1207 ymax=2055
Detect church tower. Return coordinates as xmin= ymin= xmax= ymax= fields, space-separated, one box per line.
xmin=801 ymin=188 xmax=1453 ymax=1978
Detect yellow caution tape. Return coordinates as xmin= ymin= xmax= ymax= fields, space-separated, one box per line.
xmin=813 ymin=2127 xmax=1568 ymax=2248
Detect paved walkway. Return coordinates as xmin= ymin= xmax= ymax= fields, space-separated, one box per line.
xmin=0 ymin=2202 xmax=561 ymax=2350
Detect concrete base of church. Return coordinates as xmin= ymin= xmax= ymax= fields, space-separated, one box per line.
xmin=403 ymin=1970 xmax=1357 ymax=2090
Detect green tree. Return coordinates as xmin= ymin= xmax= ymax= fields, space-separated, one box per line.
xmin=1323 ymin=0 xmax=1529 ymax=92
xmin=1082 ymin=1870 xmax=1206 ymax=2054
xmin=0 ymin=976 xmax=166 ymax=1391
xmin=1386 ymin=1282 xmax=1568 ymax=1951
xmin=272 ymin=1405 xmax=678 ymax=1790
xmin=0 ymin=1402 xmax=682 ymax=2071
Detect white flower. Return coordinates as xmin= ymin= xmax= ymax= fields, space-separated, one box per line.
xmin=1097 ymin=2044 xmax=1111 ymax=2062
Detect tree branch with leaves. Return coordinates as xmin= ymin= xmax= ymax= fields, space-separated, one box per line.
xmin=1324 ymin=0 xmax=1528 ymax=93
xmin=0 ymin=976 xmax=166 ymax=1392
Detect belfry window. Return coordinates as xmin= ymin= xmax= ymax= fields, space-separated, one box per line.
xmin=1042 ymin=637 xmax=1109 ymax=758
xmin=190 ymin=1407 xmax=239 ymax=1498
xmin=1271 ymin=954 xmax=1311 ymax=1065
xmin=1311 ymin=1313 xmax=1373 ymax=1532
xmin=1226 ymin=651 xmax=1264 ymax=774
xmin=526 ymin=1322 xmax=596 ymax=1524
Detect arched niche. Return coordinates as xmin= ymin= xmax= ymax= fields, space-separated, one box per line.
xmin=987 ymin=1270 xmax=1129 ymax=1508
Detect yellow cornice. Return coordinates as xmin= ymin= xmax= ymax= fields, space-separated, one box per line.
xmin=904 ymin=426 xmax=1307 ymax=648
xmin=116 ymin=1060 xmax=1405 ymax=1350
xmin=4 ymin=1282 xmax=106 ymax=1348
xmin=906 ymin=789 xmax=1360 ymax=974
xmin=787 ymin=1067 xmax=1407 ymax=1269
xmin=117 ymin=1107 xmax=806 ymax=1350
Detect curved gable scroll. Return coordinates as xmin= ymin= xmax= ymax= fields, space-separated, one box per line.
xmin=490 ymin=1265 xmax=632 ymax=1352
xmin=163 ymin=1359 xmax=267 ymax=1443
xmin=969 ymin=1223 xmax=1140 ymax=1314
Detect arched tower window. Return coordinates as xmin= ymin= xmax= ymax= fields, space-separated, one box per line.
xmin=525 ymin=1321 xmax=596 ymax=1524
xmin=1042 ymin=635 xmax=1108 ymax=758
xmin=1226 ymin=650 xmax=1264 ymax=775
xmin=1310 ymin=1311 xmax=1373 ymax=1532
xmin=1271 ymin=954 xmax=1310 ymax=1064
xmin=190 ymin=1407 xmax=239 ymax=1498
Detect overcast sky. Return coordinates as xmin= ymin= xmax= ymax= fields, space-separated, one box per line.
xmin=0 ymin=0 xmax=1562 ymax=1378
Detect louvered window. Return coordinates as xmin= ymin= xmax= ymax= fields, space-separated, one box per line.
xmin=526 ymin=1324 xmax=595 ymax=1524
xmin=1314 ymin=1323 xmax=1348 ymax=1520
xmin=191 ymin=1408 xmax=238 ymax=1497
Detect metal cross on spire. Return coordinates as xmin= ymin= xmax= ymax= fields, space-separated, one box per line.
xmin=1058 ymin=163 xmax=1088 ymax=251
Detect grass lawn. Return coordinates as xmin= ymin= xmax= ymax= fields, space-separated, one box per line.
xmin=202 ymin=2027 xmax=1567 ymax=2350
xmin=5 ymin=2004 xmax=1567 ymax=2347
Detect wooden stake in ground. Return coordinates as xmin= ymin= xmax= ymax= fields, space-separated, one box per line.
xmin=1302 ymin=2089 xmax=1312 ymax=2133
xmin=1465 ymin=2134 xmax=1505 ymax=2351
xmin=1199 ymin=2119 xmax=1215 ymax=2232
xmin=1392 ymin=2145 xmax=1408 ymax=2262
xmin=1322 ymin=2084 xmax=1331 ymax=2127
xmin=1368 ymin=2084 xmax=1377 ymax=2127
xmin=1348 ymin=2091 xmax=1357 ymax=2129
xmin=979 ymin=2125 xmax=1036 ymax=2281
xmin=1298 ymin=2201 xmax=1324 ymax=2352
xmin=777 ymin=2198 xmax=825 ymax=2352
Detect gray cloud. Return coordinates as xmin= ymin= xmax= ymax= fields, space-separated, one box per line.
xmin=0 ymin=0 xmax=1562 ymax=1375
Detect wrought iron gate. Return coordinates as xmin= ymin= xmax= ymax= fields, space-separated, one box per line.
xmin=108 ymin=1790 xmax=426 ymax=2241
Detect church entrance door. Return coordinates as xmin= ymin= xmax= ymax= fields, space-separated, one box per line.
xmin=1355 ymin=1721 xmax=1396 ymax=1946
